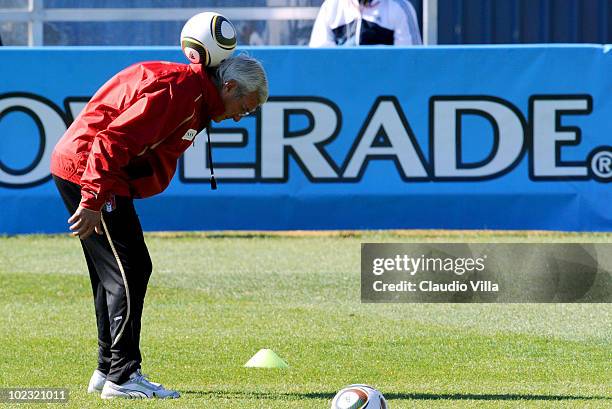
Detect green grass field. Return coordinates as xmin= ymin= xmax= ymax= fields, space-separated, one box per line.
xmin=0 ymin=231 xmax=611 ymax=408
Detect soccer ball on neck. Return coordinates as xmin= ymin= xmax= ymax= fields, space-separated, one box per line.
xmin=331 ymin=384 xmax=388 ymax=409
xmin=180 ymin=11 xmax=237 ymax=67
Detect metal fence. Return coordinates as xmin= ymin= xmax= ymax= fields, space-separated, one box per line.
xmin=0 ymin=0 xmax=438 ymax=46
xmin=0 ymin=0 xmax=609 ymax=47
xmin=438 ymin=0 xmax=610 ymax=44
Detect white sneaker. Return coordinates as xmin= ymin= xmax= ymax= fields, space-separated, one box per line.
xmin=87 ymin=370 xmax=107 ymax=394
xmin=100 ymin=369 xmax=180 ymax=399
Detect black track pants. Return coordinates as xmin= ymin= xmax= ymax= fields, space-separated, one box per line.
xmin=53 ymin=175 xmax=152 ymax=385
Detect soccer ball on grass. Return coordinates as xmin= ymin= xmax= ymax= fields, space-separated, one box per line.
xmin=330 ymin=384 xmax=388 ymax=409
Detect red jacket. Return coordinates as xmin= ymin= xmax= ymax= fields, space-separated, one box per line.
xmin=51 ymin=61 xmax=224 ymax=211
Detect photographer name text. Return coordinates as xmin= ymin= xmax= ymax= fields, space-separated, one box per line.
xmin=373 ymin=280 xmax=499 ymax=292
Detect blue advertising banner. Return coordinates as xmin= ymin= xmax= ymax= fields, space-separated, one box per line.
xmin=0 ymin=45 xmax=611 ymax=233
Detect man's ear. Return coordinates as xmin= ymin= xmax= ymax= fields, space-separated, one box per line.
xmin=224 ymin=79 xmax=237 ymax=92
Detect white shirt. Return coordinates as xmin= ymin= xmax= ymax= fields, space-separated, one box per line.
xmin=309 ymin=0 xmax=422 ymax=47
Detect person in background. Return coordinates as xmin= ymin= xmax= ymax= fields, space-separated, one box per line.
xmin=309 ymin=0 xmax=422 ymax=47
xmin=240 ymin=21 xmax=265 ymax=46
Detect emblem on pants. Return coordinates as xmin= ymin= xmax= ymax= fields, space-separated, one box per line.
xmin=104 ymin=195 xmax=116 ymax=213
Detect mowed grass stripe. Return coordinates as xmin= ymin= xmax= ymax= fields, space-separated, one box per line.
xmin=0 ymin=234 xmax=610 ymax=408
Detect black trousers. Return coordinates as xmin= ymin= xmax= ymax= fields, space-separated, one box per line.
xmin=53 ymin=176 xmax=152 ymax=384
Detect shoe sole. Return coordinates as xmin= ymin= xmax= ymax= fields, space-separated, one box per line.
xmin=101 ymin=389 xmax=179 ymax=399
xmin=101 ymin=390 xmax=150 ymax=399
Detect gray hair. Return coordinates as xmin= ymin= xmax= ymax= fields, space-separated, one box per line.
xmin=214 ymin=54 xmax=269 ymax=105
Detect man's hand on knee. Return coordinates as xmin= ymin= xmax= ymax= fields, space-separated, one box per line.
xmin=68 ymin=205 xmax=103 ymax=240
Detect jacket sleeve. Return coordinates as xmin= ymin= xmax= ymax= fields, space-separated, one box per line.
xmin=393 ymin=0 xmax=423 ymax=45
xmin=309 ymin=2 xmax=336 ymax=47
xmin=79 ymin=86 xmax=174 ymax=210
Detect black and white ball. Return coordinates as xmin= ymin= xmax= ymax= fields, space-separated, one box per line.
xmin=180 ymin=12 xmax=237 ymax=67
xmin=331 ymin=384 xmax=388 ymax=409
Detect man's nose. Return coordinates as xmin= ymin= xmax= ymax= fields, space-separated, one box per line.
xmin=233 ymin=115 xmax=242 ymax=122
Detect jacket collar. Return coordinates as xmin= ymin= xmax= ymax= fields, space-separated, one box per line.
xmin=189 ymin=63 xmax=225 ymax=124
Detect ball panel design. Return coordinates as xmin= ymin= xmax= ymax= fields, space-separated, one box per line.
xmin=332 ymin=387 xmax=369 ymax=409
xmin=211 ymin=14 xmax=237 ymax=50
xmin=220 ymin=21 xmax=235 ymax=40
xmin=181 ymin=37 xmax=210 ymax=66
